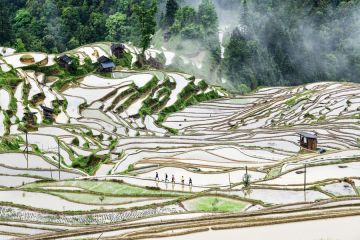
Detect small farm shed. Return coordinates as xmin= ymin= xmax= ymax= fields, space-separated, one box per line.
xmin=111 ymin=43 xmax=125 ymax=58
xmin=299 ymin=132 xmax=318 ymax=151
xmin=40 ymin=105 xmax=55 ymax=120
xmin=98 ymin=56 xmax=115 ymax=73
xmin=23 ymin=112 xmax=37 ymax=125
xmin=57 ymin=55 xmax=73 ymax=70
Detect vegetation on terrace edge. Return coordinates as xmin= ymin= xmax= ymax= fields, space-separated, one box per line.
xmin=2 ymin=0 xmax=360 ymax=92
xmin=0 ymin=48 xmax=226 ymax=176
xmin=21 ymin=51 xmax=132 ymax=91
xmin=25 ymin=180 xmax=186 ymax=197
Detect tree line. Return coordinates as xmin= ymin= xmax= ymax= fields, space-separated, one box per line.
xmin=1 ymin=0 xmax=360 ymax=91
xmin=0 ymin=0 xmax=158 ymax=53
xmin=223 ymin=0 xmax=360 ymax=92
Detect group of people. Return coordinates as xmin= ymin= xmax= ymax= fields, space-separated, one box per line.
xmin=155 ymin=172 xmax=193 ymax=186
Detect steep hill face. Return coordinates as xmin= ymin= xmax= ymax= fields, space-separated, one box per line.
xmin=0 ymin=42 xmax=226 ymax=175
xmin=2 ymin=43 xmax=360 ymax=239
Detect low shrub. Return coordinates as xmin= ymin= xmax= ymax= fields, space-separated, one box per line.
xmin=145 ymin=186 xmax=160 ymax=191
xmin=72 ymin=154 xmax=105 ymax=175
xmin=304 ymin=112 xmax=316 ymax=120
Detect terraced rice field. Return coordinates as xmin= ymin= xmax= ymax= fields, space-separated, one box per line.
xmin=2 ymin=43 xmax=360 ymax=239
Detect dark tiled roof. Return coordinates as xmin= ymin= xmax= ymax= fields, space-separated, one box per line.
xmin=24 ymin=112 xmax=37 ymax=115
xmin=298 ymin=131 xmax=318 ymax=139
xmin=98 ymin=56 xmax=111 ymax=63
xmin=40 ymin=105 xmax=54 ymax=113
xmin=58 ymin=55 xmax=72 ymax=64
xmin=111 ymin=43 xmax=125 ymax=51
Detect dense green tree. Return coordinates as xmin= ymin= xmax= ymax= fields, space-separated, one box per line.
xmin=106 ymin=12 xmax=129 ymax=42
xmin=198 ymin=0 xmax=221 ymax=73
xmin=133 ymin=0 xmax=158 ymax=53
xmin=88 ymin=12 xmax=107 ymax=43
xmin=198 ymin=0 xmax=218 ymax=34
xmin=61 ymin=7 xmax=80 ymax=34
xmin=240 ymin=0 xmax=249 ymax=32
xmin=42 ymin=0 xmax=65 ymax=52
xmin=170 ymin=6 xmax=197 ymax=34
xmin=0 ymin=0 xmax=13 ymax=45
xmin=67 ymin=37 xmax=79 ymax=50
xmin=164 ymin=0 xmax=179 ymax=28
xmin=15 ymin=38 xmax=26 ymax=52
xmin=13 ymin=9 xmax=31 ymax=31
xmin=223 ymin=28 xmax=258 ymax=91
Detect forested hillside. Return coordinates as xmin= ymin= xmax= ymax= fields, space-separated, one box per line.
xmin=1 ymin=0 xmax=360 ymax=91
xmin=0 ymin=0 xmax=158 ymax=53
xmin=223 ymin=0 xmax=360 ymax=92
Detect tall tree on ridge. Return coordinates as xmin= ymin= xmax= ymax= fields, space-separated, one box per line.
xmin=223 ymin=27 xmax=258 ymax=92
xmin=164 ymin=0 xmax=178 ymax=28
xmin=198 ymin=0 xmax=218 ymax=34
xmin=133 ymin=0 xmax=158 ymax=54
xmin=240 ymin=0 xmax=249 ymax=34
xmin=0 ymin=0 xmax=14 ymax=45
xmin=106 ymin=12 xmax=129 ymax=42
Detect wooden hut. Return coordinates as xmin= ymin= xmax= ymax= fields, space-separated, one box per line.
xmin=40 ymin=105 xmax=54 ymax=121
xmin=299 ymin=132 xmax=318 ymax=151
xmin=111 ymin=43 xmax=125 ymax=59
xmin=57 ymin=55 xmax=73 ymax=70
xmin=98 ymin=56 xmax=115 ymax=73
xmin=23 ymin=112 xmax=37 ymax=125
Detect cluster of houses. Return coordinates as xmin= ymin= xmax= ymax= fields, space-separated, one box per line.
xmin=57 ymin=43 xmax=125 ymax=73
xmin=23 ymin=43 xmax=126 ymax=126
xmin=23 ymin=106 xmax=55 ymax=127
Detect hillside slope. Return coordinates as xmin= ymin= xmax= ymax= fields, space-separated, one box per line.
xmin=2 ymin=43 xmax=360 ymax=239
xmin=0 ymin=42 xmax=226 ymax=175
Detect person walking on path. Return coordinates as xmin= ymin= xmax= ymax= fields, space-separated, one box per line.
xmin=171 ymin=174 xmax=175 ymax=183
xmin=181 ymin=176 xmax=185 ymax=185
xmin=165 ymin=173 xmax=168 ymax=182
xmin=155 ymin=172 xmax=159 ymax=181
xmin=189 ymin=177 xmax=192 ymax=186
